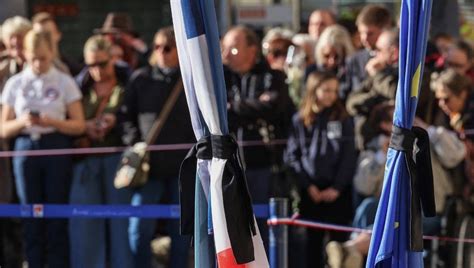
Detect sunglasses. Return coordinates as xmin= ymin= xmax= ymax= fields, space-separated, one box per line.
xmin=155 ymin=44 xmax=173 ymax=53
xmin=87 ymin=60 xmax=109 ymax=68
xmin=269 ymin=49 xmax=287 ymax=58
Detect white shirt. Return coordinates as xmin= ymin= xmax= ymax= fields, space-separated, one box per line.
xmin=1 ymin=66 xmax=82 ymax=135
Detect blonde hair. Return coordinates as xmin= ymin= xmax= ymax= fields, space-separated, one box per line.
xmin=23 ymin=29 xmax=53 ymax=52
xmin=315 ymin=25 xmax=354 ymax=65
xmin=1 ymin=16 xmax=32 ymax=44
xmin=262 ymin=27 xmax=294 ymax=55
xmin=83 ymin=35 xmax=112 ymax=56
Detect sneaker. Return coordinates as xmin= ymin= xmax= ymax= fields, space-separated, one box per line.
xmin=326 ymin=241 xmax=344 ymax=268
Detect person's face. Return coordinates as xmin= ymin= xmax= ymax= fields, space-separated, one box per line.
xmin=266 ymin=45 xmax=288 ymax=71
xmin=315 ymin=78 xmax=339 ymax=109
xmin=374 ymin=32 xmax=394 ymax=65
xmin=358 ymin=24 xmax=383 ymax=50
xmin=308 ymin=11 xmax=334 ymax=40
xmin=446 ymin=48 xmax=471 ymax=75
xmin=435 ymin=37 xmax=453 ymax=57
xmin=85 ymin=50 xmax=114 ymax=82
xmin=221 ymin=29 xmax=257 ymax=74
xmin=435 ymin=85 xmax=467 ymax=116
xmin=25 ymin=42 xmax=54 ymax=75
xmin=153 ymin=34 xmax=178 ymax=68
xmin=5 ymin=33 xmax=26 ymax=59
xmin=320 ymin=44 xmax=341 ymax=71
xmin=33 ymin=21 xmax=61 ymax=45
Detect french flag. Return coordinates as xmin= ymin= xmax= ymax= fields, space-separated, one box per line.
xmin=170 ymin=0 xmax=269 ymax=267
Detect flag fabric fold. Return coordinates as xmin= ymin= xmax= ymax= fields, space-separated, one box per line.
xmin=366 ymin=0 xmax=433 ymax=267
xmin=171 ymin=0 xmax=269 ymax=267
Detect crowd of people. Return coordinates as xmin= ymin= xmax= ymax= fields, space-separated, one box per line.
xmin=0 ymin=3 xmax=473 ymax=268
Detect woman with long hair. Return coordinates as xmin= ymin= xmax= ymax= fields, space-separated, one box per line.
xmin=285 ymin=71 xmax=357 ymax=267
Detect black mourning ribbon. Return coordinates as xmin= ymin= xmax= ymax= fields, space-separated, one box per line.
xmin=179 ymin=134 xmax=257 ymax=264
xmin=389 ymin=125 xmax=436 ymax=251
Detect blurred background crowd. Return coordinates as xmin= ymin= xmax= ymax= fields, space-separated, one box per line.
xmin=1 ymin=0 xmax=474 ymax=267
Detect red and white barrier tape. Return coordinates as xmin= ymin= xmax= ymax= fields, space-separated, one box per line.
xmin=268 ymin=216 xmax=474 ymax=244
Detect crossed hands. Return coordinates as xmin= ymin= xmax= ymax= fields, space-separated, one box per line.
xmin=307 ymin=185 xmax=340 ymax=204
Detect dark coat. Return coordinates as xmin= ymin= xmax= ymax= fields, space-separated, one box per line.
xmin=225 ymin=60 xmax=294 ymax=168
xmin=118 ymin=65 xmax=194 ymax=179
xmin=284 ymin=109 xmax=357 ymax=192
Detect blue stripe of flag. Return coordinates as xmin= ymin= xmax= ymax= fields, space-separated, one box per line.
xmin=181 ymin=0 xmax=205 ymax=38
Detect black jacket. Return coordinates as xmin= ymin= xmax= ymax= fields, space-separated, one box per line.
xmin=118 ymin=65 xmax=194 ymax=179
xmin=284 ymin=110 xmax=357 ymax=192
xmin=225 ymin=61 xmax=294 ymax=168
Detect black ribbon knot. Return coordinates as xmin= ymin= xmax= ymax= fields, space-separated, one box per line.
xmin=389 ymin=125 xmax=436 ymax=251
xmin=179 ymin=134 xmax=257 ymax=264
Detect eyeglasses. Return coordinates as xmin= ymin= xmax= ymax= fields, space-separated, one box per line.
xmin=447 ymin=61 xmax=467 ymax=70
xmin=268 ymin=49 xmax=287 ymax=58
xmin=87 ymin=60 xmax=110 ymax=68
xmin=154 ymin=44 xmax=173 ymax=53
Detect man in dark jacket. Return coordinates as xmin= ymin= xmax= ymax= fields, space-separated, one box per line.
xmin=221 ymin=25 xmax=293 ymax=248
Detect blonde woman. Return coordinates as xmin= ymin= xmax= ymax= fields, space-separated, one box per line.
xmin=285 ymin=71 xmax=356 ymax=267
xmin=314 ymin=25 xmax=354 ymax=101
xmin=1 ymin=30 xmax=85 ymax=267
xmin=69 ymin=35 xmax=132 ymax=268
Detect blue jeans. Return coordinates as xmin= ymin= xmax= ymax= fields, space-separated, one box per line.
xmin=69 ymin=154 xmax=133 ymax=268
xmin=129 ymin=177 xmax=190 ymax=268
xmin=13 ymin=134 xmax=72 ymax=268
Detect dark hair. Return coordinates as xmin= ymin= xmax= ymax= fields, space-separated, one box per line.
xmin=433 ymin=32 xmax=454 ymax=43
xmin=453 ymin=39 xmax=474 ymax=61
xmin=368 ymin=102 xmax=394 ymax=135
xmin=299 ymin=71 xmax=347 ymax=127
xmin=356 ymin=5 xmax=392 ymax=29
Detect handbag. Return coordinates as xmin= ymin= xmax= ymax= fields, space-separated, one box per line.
xmin=114 ymin=78 xmax=183 ymax=189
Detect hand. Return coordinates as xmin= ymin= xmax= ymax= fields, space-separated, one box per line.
xmin=98 ymin=113 xmax=116 ymax=134
xmin=85 ymin=120 xmax=104 ymax=140
xmin=36 ymin=114 xmax=56 ymax=127
xmin=307 ymin=185 xmax=323 ymax=204
xmin=320 ymin=187 xmax=340 ymax=202
xmin=365 ymin=57 xmax=386 ymax=77
xmin=19 ymin=113 xmax=37 ymax=128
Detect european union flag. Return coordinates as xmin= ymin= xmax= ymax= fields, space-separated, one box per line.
xmin=366 ymin=1 xmax=434 ymax=267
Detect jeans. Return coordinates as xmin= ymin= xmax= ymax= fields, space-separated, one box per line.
xmin=13 ymin=134 xmax=72 ymax=268
xmin=69 ymin=154 xmax=133 ymax=268
xmin=129 ymin=177 xmax=190 ymax=268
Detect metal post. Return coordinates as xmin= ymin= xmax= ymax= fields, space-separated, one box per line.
xmin=269 ymin=198 xmax=288 ymax=268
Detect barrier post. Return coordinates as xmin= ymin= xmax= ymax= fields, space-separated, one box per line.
xmin=269 ymin=198 xmax=288 ymax=268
